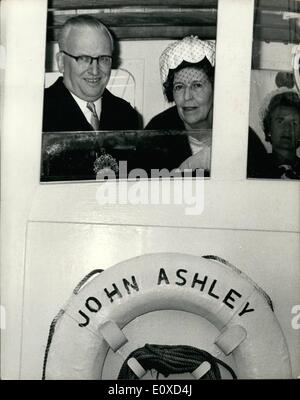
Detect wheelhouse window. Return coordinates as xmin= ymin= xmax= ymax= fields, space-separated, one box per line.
xmin=41 ymin=1 xmax=219 ymax=182
xmin=247 ymin=0 xmax=300 ymax=180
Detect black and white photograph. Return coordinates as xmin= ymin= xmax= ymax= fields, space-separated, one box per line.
xmin=1 ymin=0 xmax=300 ymax=385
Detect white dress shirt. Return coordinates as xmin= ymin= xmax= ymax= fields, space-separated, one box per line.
xmin=69 ymin=92 xmax=102 ymax=126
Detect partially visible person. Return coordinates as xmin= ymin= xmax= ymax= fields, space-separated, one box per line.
xmin=43 ymin=15 xmax=139 ymax=132
xmin=259 ymin=90 xmax=300 ymax=179
xmin=145 ymin=36 xmax=215 ymax=174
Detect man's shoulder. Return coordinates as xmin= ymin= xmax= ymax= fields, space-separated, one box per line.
xmin=44 ymin=77 xmax=66 ymax=98
xmin=43 ymin=77 xmax=92 ymax=132
xmin=101 ymin=89 xmax=139 ymax=129
xmin=102 ymin=89 xmax=135 ymax=111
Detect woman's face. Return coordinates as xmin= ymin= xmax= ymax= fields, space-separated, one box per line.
xmin=270 ymin=105 xmax=300 ymax=153
xmin=173 ymin=67 xmax=213 ymax=130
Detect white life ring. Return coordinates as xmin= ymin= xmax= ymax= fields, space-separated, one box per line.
xmin=43 ymin=253 xmax=291 ymax=380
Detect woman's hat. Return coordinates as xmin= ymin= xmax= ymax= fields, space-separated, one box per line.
xmin=159 ymin=36 xmax=215 ymax=85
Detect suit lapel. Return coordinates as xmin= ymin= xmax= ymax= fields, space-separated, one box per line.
xmin=55 ymin=78 xmax=93 ymax=131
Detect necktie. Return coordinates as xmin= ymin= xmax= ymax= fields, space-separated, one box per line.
xmin=87 ymin=102 xmax=99 ymax=131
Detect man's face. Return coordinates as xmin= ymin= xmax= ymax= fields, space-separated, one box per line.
xmin=57 ymin=25 xmax=112 ymax=102
xmin=173 ymin=67 xmax=213 ymax=129
xmin=270 ymin=106 xmax=300 ymax=153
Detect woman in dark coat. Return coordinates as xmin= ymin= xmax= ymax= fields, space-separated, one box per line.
xmin=145 ymin=36 xmax=215 ymax=175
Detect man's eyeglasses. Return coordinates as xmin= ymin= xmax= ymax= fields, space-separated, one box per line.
xmin=62 ymin=50 xmax=112 ymax=68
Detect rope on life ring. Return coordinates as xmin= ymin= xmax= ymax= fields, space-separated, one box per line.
xmin=202 ymin=255 xmax=273 ymax=310
xmin=118 ymin=344 xmax=237 ymax=380
xmin=43 ymin=253 xmax=292 ymax=380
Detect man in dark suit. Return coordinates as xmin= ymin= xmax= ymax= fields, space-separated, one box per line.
xmin=43 ymin=77 xmax=139 ymax=132
xmin=43 ymin=15 xmax=138 ymax=132
xmin=42 ymin=15 xmax=139 ymax=180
